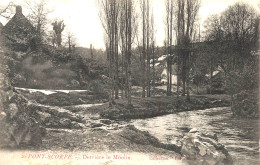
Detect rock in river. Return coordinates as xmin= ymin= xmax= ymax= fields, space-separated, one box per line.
xmin=180 ymin=128 xmax=233 ymax=165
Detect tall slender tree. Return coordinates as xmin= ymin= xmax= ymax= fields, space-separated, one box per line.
xmin=139 ymin=0 xmax=153 ymax=97
xmin=99 ymin=0 xmax=135 ymax=105
xmin=121 ymin=0 xmax=136 ymax=105
xmin=140 ymin=0 xmax=147 ymax=98
xmin=174 ymin=0 xmax=200 ymax=100
xmin=99 ymin=0 xmax=120 ymax=105
xmin=164 ymin=0 xmax=174 ymax=96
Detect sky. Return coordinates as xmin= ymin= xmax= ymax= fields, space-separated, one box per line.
xmin=0 ymin=0 xmax=259 ymax=49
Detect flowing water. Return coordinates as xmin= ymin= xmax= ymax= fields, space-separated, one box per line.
xmin=129 ymin=107 xmax=259 ymax=165
xmin=16 ymin=87 xmax=259 ymax=164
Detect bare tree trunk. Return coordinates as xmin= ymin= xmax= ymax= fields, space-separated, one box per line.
xmin=106 ymin=43 xmax=112 ymax=106
xmin=125 ymin=0 xmax=133 ymax=105
xmin=166 ymin=0 xmax=170 ymax=96
xmin=165 ymin=0 xmax=173 ymax=96
xmin=90 ymin=44 xmax=93 ymax=59
xmin=210 ymin=58 xmax=213 ymax=94
xmin=115 ymin=5 xmax=119 ymax=99
xmin=152 ymin=43 xmax=155 ymax=96
xmin=186 ymin=50 xmax=190 ymax=101
xmin=141 ymin=0 xmax=146 ymax=98
xmin=127 ymin=7 xmax=132 ymax=105
xmin=146 ymin=0 xmax=151 ymax=97
xmin=169 ymin=0 xmax=173 ymax=95
xmin=111 ymin=2 xmax=115 ymax=101
xmin=182 ymin=52 xmax=186 ymax=96
xmin=177 ymin=50 xmax=180 ymax=98
xmin=121 ymin=49 xmax=124 ymax=98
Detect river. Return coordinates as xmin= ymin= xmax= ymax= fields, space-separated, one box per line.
xmin=15 ymin=87 xmax=259 ymax=164
xmin=129 ymin=107 xmax=259 ymax=165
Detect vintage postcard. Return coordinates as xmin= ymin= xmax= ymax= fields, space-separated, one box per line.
xmin=0 ymin=0 xmax=259 ymax=164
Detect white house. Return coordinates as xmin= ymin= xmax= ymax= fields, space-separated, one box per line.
xmin=161 ymin=64 xmax=177 ymax=85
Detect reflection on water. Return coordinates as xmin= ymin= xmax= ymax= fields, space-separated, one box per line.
xmin=130 ymin=107 xmax=259 ymax=165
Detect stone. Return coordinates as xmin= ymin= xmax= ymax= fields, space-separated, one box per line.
xmin=100 ymin=119 xmax=112 ymax=125
xmin=70 ymin=79 xmax=80 ymax=87
xmin=0 ymin=37 xmax=44 ymax=149
xmin=45 ymin=118 xmax=60 ymax=127
xmin=90 ymin=122 xmax=103 ymax=128
xmin=59 ymin=118 xmax=72 ymax=128
xmin=8 ymin=103 xmax=19 ymax=119
xmin=11 ymin=125 xmax=29 ymax=146
xmin=71 ymin=121 xmax=83 ymax=129
xmin=0 ymin=111 xmax=6 ymax=120
xmin=180 ymin=128 xmax=233 ymax=165
xmin=36 ymin=110 xmax=51 ymax=122
xmin=23 ymin=122 xmax=42 ymax=147
xmin=90 ymin=116 xmax=100 ymax=120
xmin=189 ymin=128 xmax=198 ymax=133
xmin=203 ymin=131 xmax=218 ymax=141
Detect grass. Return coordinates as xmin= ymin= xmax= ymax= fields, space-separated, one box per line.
xmin=100 ymin=94 xmax=231 ymax=120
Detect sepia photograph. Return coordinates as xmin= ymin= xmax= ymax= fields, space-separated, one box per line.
xmin=0 ymin=0 xmax=259 ymax=164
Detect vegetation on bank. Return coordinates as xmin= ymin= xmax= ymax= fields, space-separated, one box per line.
xmin=100 ymin=95 xmax=230 ymax=120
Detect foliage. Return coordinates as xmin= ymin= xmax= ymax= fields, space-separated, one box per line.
xmin=25 ymin=0 xmax=52 ymax=47
xmin=51 ymin=20 xmax=65 ymax=47
xmin=3 ymin=44 xmax=108 ymax=90
xmin=203 ymin=2 xmax=259 ymax=117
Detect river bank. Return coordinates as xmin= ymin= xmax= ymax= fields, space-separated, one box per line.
xmin=99 ymin=94 xmax=231 ymax=120
xmin=16 ymin=87 xmax=231 ymax=120
xmin=6 ymin=88 xmax=252 ymax=164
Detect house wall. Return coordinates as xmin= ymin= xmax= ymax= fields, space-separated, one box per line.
xmin=161 ymin=68 xmax=177 ymax=85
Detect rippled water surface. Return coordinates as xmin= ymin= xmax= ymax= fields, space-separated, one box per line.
xmin=130 ymin=107 xmax=259 ymax=165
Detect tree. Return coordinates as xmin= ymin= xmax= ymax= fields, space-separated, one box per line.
xmin=90 ymin=44 xmax=94 ymax=59
xmin=174 ymin=0 xmax=201 ymax=100
xmin=98 ymin=0 xmax=120 ymax=104
xmin=140 ymin=0 xmax=147 ymax=98
xmin=65 ymin=30 xmax=76 ymax=52
xmin=139 ymin=0 xmax=154 ymax=97
xmin=164 ymin=0 xmax=174 ymax=96
xmin=52 ymin=20 xmax=65 ymax=47
xmin=99 ymin=0 xmax=137 ymax=105
xmin=204 ymin=14 xmax=223 ymax=42
xmin=201 ymin=2 xmax=259 ymax=117
xmin=0 ymin=2 xmax=14 ymax=19
xmin=204 ymin=2 xmax=259 ymax=89
xmin=25 ymin=0 xmax=52 ymax=45
xmin=204 ymin=2 xmax=259 ymax=114
xmin=150 ymin=13 xmax=156 ymax=96
xmin=221 ymin=3 xmax=259 ymax=69
xmin=120 ymin=0 xmax=137 ymax=105
xmin=203 ymin=14 xmax=223 ymax=93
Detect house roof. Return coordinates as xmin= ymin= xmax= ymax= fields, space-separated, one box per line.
xmin=2 ymin=6 xmax=35 ymax=33
xmin=1 ymin=6 xmax=36 ymax=51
